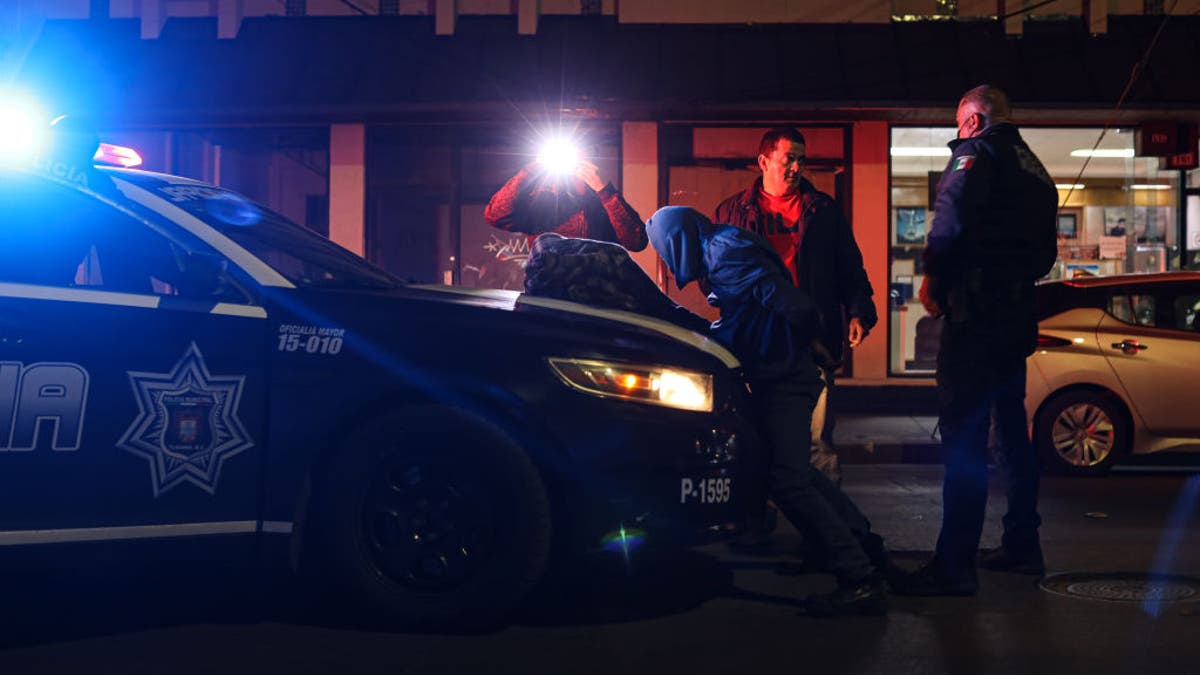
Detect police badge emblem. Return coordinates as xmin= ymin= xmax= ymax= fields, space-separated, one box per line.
xmin=118 ymin=344 xmax=252 ymax=496
xmin=162 ymin=391 xmax=216 ymax=458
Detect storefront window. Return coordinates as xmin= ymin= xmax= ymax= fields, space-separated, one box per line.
xmin=887 ymin=125 xmax=1182 ymax=375
xmin=366 ymin=124 xmax=621 ymax=288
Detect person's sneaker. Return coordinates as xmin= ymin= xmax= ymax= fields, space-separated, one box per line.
xmin=891 ymin=560 xmax=978 ymax=597
xmin=979 ymin=545 xmax=1046 ymax=576
xmin=799 ymin=576 xmax=888 ymax=618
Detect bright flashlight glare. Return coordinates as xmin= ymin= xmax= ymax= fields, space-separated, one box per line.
xmin=0 ymin=100 xmax=47 ymax=165
xmin=536 ymin=138 xmax=581 ymax=175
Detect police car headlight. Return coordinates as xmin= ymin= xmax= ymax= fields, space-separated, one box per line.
xmin=547 ymin=358 xmax=714 ymax=413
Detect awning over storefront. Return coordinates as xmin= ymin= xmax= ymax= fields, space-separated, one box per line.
xmin=13 ymin=15 xmax=1200 ymax=126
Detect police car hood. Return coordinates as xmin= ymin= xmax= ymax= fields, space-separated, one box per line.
xmin=400 ymin=285 xmax=738 ymax=370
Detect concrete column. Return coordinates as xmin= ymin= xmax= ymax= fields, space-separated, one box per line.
xmin=435 ymin=0 xmax=455 ymax=35
xmin=518 ymin=0 xmax=539 ymax=35
xmin=329 ymin=124 xmax=366 ymax=256
xmin=141 ymin=0 xmax=167 ymax=39
xmin=850 ymin=121 xmax=890 ymax=382
xmin=218 ymin=0 xmax=244 ymax=39
xmin=621 ymin=121 xmax=660 ymax=279
xmin=1086 ymin=0 xmax=1108 ymax=34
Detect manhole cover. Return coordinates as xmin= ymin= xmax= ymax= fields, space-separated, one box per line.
xmin=1041 ymin=572 xmax=1200 ymax=603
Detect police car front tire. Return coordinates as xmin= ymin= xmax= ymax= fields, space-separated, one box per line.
xmin=308 ymin=407 xmax=553 ymax=629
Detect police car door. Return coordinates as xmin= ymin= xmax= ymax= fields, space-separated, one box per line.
xmin=0 ymin=172 xmax=266 ymax=548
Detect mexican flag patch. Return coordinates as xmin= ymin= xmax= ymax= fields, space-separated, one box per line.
xmin=952 ymin=155 xmax=976 ymax=171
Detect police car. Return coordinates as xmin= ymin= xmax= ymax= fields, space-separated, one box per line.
xmin=0 ymin=116 xmax=761 ymax=628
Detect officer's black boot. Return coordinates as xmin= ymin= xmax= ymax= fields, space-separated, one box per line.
xmin=979 ymin=540 xmax=1045 ymax=576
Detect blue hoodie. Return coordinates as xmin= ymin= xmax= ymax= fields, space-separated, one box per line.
xmin=647 ymin=206 xmax=821 ymax=381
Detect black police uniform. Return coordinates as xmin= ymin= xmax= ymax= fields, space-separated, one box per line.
xmin=923 ymin=123 xmax=1058 ymax=585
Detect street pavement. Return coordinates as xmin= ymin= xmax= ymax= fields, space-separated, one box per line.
xmin=1 ymin=465 xmax=1197 ymax=675
xmin=835 ymin=414 xmax=943 ymax=464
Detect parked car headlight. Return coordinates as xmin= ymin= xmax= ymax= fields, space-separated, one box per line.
xmin=547 ymin=358 xmax=714 ymax=412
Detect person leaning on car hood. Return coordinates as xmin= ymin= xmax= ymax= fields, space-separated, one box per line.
xmin=647 ymin=206 xmax=895 ymax=618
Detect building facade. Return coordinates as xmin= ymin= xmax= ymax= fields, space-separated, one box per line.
xmin=5 ymin=0 xmax=1199 ymax=387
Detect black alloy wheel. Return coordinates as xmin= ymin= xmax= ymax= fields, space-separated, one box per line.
xmin=308 ymin=407 xmax=552 ymax=629
xmin=361 ymin=452 xmax=496 ymax=592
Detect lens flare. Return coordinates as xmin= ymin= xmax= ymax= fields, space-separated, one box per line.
xmin=601 ymin=524 xmax=647 ymax=559
xmin=536 ymin=137 xmax=581 ymax=176
xmin=205 ymin=193 xmax=263 ymax=227
xmin=1142 ymin=474 xmax=1200 ymax=617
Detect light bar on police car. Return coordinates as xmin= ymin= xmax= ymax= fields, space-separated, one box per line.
xmin=547 ymin=358 xmax=714 ymax=412
xmin=93 ymin=142 xmax=143 ymax=168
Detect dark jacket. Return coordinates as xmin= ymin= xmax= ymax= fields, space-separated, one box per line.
xmin=714 ymin=177 xmax=875 ymax=362
xmin=924 ymin=123 xmax=1058 ymax=357
xmin=483 ymin=165 xmax=648 ymax=252
xmin=522 ymin=233 xmax=711 ymax=334
xmin=647 ymin=206 xmax=820 ymax=382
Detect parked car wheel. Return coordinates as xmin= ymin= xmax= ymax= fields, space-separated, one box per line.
xmin=1035 ymin=390 xmax=1130 ymax=476
xmin=310 ymin=407 xmax=553 ymax=629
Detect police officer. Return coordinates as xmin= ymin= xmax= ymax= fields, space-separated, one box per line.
xmin=896 ymin=85 xmax=1058 ymax=596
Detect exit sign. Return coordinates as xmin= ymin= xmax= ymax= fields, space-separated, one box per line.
xmin=1137 ymin=122 xmax=1177 ymax=157
xmin=1164 ymin=152 xmax=1198 ymax=170
xmin=1139 ymin=123 xmax=1198 ymax=160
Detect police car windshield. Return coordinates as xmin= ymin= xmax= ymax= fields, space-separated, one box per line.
xmin=112 ymin=173 xmax=400 ymax=289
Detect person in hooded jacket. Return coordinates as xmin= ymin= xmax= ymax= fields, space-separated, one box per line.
xmin=647 ymin=205 xmax=893 ymax=617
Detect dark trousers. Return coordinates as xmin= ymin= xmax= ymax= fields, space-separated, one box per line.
xmin=817 ymin=366 xmax=838 ymax=446
xmin=934 ymin=327 xmax=1042 ymax=581
xmin=752 ymin=368 xmax=878 ymax=586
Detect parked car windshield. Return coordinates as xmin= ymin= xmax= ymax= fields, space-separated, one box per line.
xmin=111 ymin=171 xmax=401 ymax=290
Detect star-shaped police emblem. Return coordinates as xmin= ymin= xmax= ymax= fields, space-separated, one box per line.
xmin=117 ymin=343 xmax=253 ymax=497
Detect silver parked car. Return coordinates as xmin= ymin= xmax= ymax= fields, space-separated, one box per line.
xmin=1027 ymin=272 xmax=1200 ymax=475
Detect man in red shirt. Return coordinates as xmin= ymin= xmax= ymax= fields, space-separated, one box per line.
xmin=716 ymin=126 xmax=877 ymax=551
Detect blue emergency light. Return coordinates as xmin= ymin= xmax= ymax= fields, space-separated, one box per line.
xmin=0 ymin=98 xmax=48 ymax=165
xmin=0 ymin=100 xmax=144 ymax=171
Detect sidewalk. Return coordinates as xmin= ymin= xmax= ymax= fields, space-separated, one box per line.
xmin=835 ymin=414 xmax=943 ymax=464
